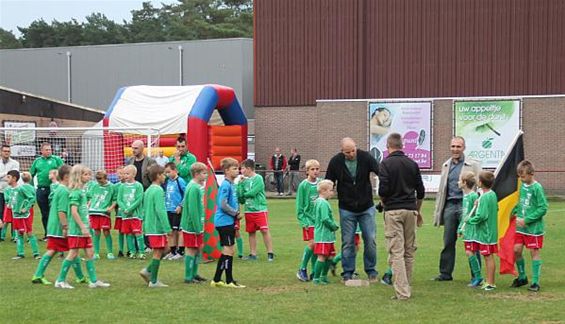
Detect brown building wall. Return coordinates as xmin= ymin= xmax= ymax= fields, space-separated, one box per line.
xmin=255 ymin=0 xmax=565 ymax=107
xmin=255 ymin=96 xmax=565 ymax=194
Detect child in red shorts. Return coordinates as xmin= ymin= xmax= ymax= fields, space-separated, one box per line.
xmin=1 ymin=183 xmax=16 ymax=242
xmin=113 ymin=166 xmax=126 ymax=257
xmin=139 ymin=165 xmax=172 ymax=288
xmin=54 ymin=164 xmax=110 ymax=289
xmin=312 ymin=180 xmax=339 ymax=285
xmin=10 ymin=171 xmax=39 ymax=259
xmin=511 ymin=160 xmax=548 ymax=292
xmin=88 ymin=170 xmax=117 ymax=260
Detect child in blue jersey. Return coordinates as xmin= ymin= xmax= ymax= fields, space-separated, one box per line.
xmin=163 ymin=162 xmax=187 ymax=260
xmin=210 ymin=158 xmax=245 ymax=288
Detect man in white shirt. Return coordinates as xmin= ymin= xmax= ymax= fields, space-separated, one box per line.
xmin=154 ymin=149 xmax=169 ymax=167
xmin=0 ymin=145 xmax=20 ymax=235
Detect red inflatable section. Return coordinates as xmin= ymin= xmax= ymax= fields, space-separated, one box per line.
xmin=187 ymin=118 xmax=209 ymax=163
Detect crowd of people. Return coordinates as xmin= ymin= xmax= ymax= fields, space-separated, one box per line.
xmin=0 ymin=134 xmax=548 ymax=298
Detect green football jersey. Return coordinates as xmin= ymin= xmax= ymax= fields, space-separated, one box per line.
xmin=4 ymin=186 xmax=13 ymax=205
xmin=113 ymin=182 xmax=124 ymax=218
xmin=513 ymin=181 xmax=548 ymax=236
xmin=180 ymin=181 xmax=205 ymax=233
xmin=237 ymin=174 xmax=268 ymax=212
xmin=142 ymin=184 xmax=171 ymax=235
xmin=296 ymin=178 xmax=320 ymax=228
xmin=88 ymin=182 xmax=115 ymax=216
xmin=117 ymin=181 xmax=144 ymax=219
xmin=47 ymin=185 xmax=70 ymax=238
xmin=459 ymin=191 xmax=479 ymax=240
xmin=169 ymin=152 xmax=197 ymax=183
xmin=468 ymin=190 xmax=498 ymax=244
xmin=48 ymin=182 xmax=60 ymax=202
xmin=11 ymin=184 xmax=36 ymax=219
xmin=314 ymin=197 xmax=339 ymax=243
xmin=68 ymin=188 xmax=90 ymax=237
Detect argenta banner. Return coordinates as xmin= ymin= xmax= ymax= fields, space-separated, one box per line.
xmin=454 ymin=100 xmax=521 ymax=168
xmin=368 ymin=101 xmax=432 ymax=168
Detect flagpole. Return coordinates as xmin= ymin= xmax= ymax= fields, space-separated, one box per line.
xmin=494 ymin=130 xmax=524 ymax=177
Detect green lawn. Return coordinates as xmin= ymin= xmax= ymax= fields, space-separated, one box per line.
xmin=1 ymin=199 xmax=564 ymax=323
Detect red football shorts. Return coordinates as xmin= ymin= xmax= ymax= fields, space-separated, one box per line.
xmin=114 ymin=217 xmax=123 ymax=231
xmin=68 ymin=236 xmax=93 ymax=249
xmin=515 ymin=233 xmax=544 ymax=249
xmin=245 ymin=211 xmax=269 ymax=233
xmin=183 ymin=232 xmax=204 ymax=248
xmin=148 ymin=235 xmax=168 ymax=249
xmin=314 ymin=242 xmax=336 ymax=257
xmin=464 ymin=241 xmax=498 ymax=255
xmin=2 ymin=206 xmax=12 ymax=223
xmin=89 ymin=214 xmax=111 ymax=230
xmin=13 ymin=217 xmax=33 ymax=233
xmin=47 ymin=237 xmax=69 ymax=252
xmin=121 ymin=218 xmax=142 ymax=234
xmin=302 ymin=226 xmax=314 ymax=241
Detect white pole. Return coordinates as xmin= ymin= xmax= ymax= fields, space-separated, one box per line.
xmin=66 ymin=51 xmax=72 ymax=103
xmin=178 ymin=45 xmax=183 ymax=86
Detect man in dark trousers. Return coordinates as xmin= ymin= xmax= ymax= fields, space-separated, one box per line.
xmin=270 ymin=147 xmax=287 ymax=196
xmin=378 ymin=133 xmax=425 ymax=300
xmin=325 ymin=137 xmax=379 ymax=282
xmin=286 ymin=148 xmax=301 ymax=196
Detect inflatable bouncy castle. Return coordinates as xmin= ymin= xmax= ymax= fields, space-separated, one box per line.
xmin=101 ymin=85 xmax=247 ymax=172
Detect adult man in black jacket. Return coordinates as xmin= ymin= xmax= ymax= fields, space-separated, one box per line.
xmin=378 ymin=133 xmax=425 ymax=300
xmin=326 ymin=138 xmax=379 ymax=282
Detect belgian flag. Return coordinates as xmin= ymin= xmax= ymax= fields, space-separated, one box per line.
xmin=492 ymin=131 xmax=524 ymax=275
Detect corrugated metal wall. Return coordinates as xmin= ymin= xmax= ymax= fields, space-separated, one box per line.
xmin=255 ymin=0 xmax=565 ymax=106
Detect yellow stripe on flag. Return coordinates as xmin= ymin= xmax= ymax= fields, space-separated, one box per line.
xmin=497 ymin=183 xmax=520 ymax=240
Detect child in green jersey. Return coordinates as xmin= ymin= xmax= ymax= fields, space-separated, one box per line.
xmin=139 ymin=165 xmax=172 ymax=288
xmin=457 ymin=171 xmax=482 ymax=288
xmin=238 ymin=159 xmax=274 ymax=261
xmin=296 ymin=159 xmax=321 ymax=281
xmin=88 ymin=170 xmax=117 ymax=260
xmin=312 ymin=180 xmax=339 ymax=285
xmin=55 ymin=164 xmax=110 ymax=289
xmin=511 ymin=160 xmax=548 ymax=292
xmin=467 ymin=171 xmax=498 ymax=291
xmin=119 ymin=165 xmax=146 ymax=259
xmin=11 ymin=171 xmax=39 ymax=260
xmin=48 ymin=169 xmax=59 ymax=202
xmin=181 ymin=162 xmax=208 ymax=284
xmin=32 ymin=165 xmax=87 ymax=285
xmin=1 ymin=179 xmax=16 ymax=242
xmin=114 ymin=166 xmax=126 ymax=257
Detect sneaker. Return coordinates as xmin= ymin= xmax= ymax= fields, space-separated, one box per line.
xmin=163 ymin=253 xmax=174 ymax=260
xmin=184 ymin=279 xmax=200 ymax=284
xmin=210 ymin=280 xmax=226 ymax=288
xmin=309 ymin=273 xmax=315 ymax=281
xmin=467 ymin=278 xmax=483 ymax=288
xmin=126 ymin=251 xmax=132 ymax=258
xmin=144 ymin=247 xmax=152 ymax=253
xmin=329 ymin=263 xmax=337 ymax=277
xmin=139 ymin=268 xmax=151 ymax=284
xmin=352 ymin=272 xmax=360 ymax=279
xmin=482 ymin=284 xmax=497 ymax=291
xmin=33 ymin=254 xmax=41 ymax=260
xmin=171 ymin=254 xmax=183 ymax=261
xmin=225 ymin=281 xmax=246 ymax=288
xmin=320 ymin=276 xmax=330 ymax=284
xmin=32 ymin=276 xmax=52 ymax=285
xmin=88 ymin=280 xmax=111 ymax=288
xmin=238 ymin=255 xmax=243 ymax=259
xmin=75 ymin=277 xmax=89 ymax=284
xmin=148 ymin=281 xmax=168 ymax=288
xmin=341 ymin=276 xmax=352 ymax=283
xmin=118 ymin=251 xmax=125 ymax=258
xmin=313 ymin=278 xmax=327 ymax=285
xmin=54 ymin=281 xmax=74 ymax=289
xmin=432 ymin=275 xmax=453 ymax=281
xmin=194 ymin=275 xmax=208 ymax=282
xmin=528 ymin=283 xmax=540 ymax=292
xmin=106 ymin=253 xmax=116 ymax=260
xmin=93 ymin=254 xmax=100 ymax=260
xmin=297 ymin=269 xmax=309 ymax=282
xmin=128 ymin=253 xmax=137 ymax=259
xmin=11 ymin=255 xmax=24 ymax=260
xmin=510 ymin=277 xmax=529 ymax=288
xmin=368 ymin=274 xmax=379 ymax=283
xmin=381 ymin=273 xmax=393 ymax=286
xmin=137 ymin=253 xmax=146 ymax=260
xmin=267 ymin=253 xmax=275 ymax=262
xmin=243 ymin=254 xmax=257 ymax=261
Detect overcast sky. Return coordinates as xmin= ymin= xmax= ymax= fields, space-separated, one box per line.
xmin=0 ymin=0 xmax=178 ymax=36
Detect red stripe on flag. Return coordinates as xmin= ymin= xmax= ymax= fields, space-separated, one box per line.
xmin=499 ymin=217 xmax=517 ymax=275
xmin=202 ymin=163 xmax=222 ymax=260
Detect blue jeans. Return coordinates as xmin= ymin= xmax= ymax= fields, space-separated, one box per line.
xmin=274 ymin=171 xmax=284 ymax=194
xmin=339 ymin=207 xmax=377 ymax=278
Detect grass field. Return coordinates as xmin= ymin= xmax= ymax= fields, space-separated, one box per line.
xmin=1 ymin=199 xmax=564 ymax=323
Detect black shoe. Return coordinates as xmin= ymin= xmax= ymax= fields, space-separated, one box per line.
xmin=432 ymin=275 xmax=453 ymax=281
xmin=118 ymin=251 xmax=125 ymax=258
xmin=510 ymin=277 xmax=529 ymax=288
xmin=528 ymin=283 xmax=540 ymax=292
xmin=329 ymin=262 xmax=337 ymax=276
xmin=381 ymin=273 xmax=393 ymax=286
xmin=194 ymin=275 xmax=208 ymax=282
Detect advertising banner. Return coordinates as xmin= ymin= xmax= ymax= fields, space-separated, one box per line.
xmin=454 ymin=100 xmax=521 ymax=168
xmin=368 ymin=102 xmax=432 ymax=168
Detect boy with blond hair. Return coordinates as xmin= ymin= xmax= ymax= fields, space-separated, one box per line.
xmin=457 ymin=171 xmax=482 ymax=287
xmin=88 ymin=170 xmax=117 ymax=260
xmin=511 ymin=160 xmax=548 ymax=292
xmin=312 ymin=179 xmax=339 ymax=284
xmin=296 ymin=159 xmax=321 ymax=281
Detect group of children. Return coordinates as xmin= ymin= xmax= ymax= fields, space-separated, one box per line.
xmin=457 ymin=160 xmax=548 ymax=292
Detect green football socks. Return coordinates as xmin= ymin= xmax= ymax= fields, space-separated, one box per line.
xmin=532 ymin=260 xmax=542 ymax=284
xmin=16 ymin=233 xmax=24 ymax=256
xmin=300 ymin=246 xmax=313 ymax=270
xmin=194 ymin=254 xmax=201 ymax=277
xmin=105 ymin=234 xmax=114 ymax=254
xmin=184 ymin=255 xmax=195 ymax=281
xmin=118 ymin=233 xmax=125 ymax=253
xmin=516 ymin=258 xmax=527 ymax=280
xmin=332 ymin=253 xmax=342 ymax=265
xmin=93 ymin=233 xmax=101 ymax=255
xmin=126 ymin=235 xmax=136 ymax=254
xmin=236 ymin=237 xmax=244 ymax=257
xmin=34 ymin=254 xmax=53 ymax=278
xmin=136 ymin=235 xmax=146 ymax=252
xmin=86 ymin=259 xmax=98 ymax=283
xmin=72 ymin=257 xmax=86 ymax=280
xmin=57 ymin=259 xmax=73 ymax=282
xmin=468 ymin=254 xmax=482 ymax=280
xmin=150 ymin=259 xmax=161 ymax=284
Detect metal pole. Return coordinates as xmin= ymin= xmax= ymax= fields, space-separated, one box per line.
xmin=66 ymin=51 xmax=72 ymax=103
xmin=178 ymin=45 xmax=183 ymax=86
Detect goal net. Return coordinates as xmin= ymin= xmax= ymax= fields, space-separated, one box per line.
xmin=1 ymin=126 xmax=160 ymax=182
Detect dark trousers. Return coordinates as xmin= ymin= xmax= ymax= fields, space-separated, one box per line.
xmin=0 ymin=192 xmax=4 ymax=220
xmin=36 ymin=187 xmax=51 ymax=237
xmin=439 ymin=200 xmax=461 ymax=278
xmin=274 ymin=171 xmax=284 ymax=194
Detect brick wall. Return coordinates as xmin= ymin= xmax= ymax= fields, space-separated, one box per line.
xmin=255 ymin=96 xmax=565 ymax=194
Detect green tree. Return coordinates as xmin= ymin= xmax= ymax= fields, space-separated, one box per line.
xmin=81 ymin=13 xmax=128 ymax=45
xmin=0 ymin=28 xmax=22 ymax=49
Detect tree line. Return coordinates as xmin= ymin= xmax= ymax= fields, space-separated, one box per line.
xmin=0 ymin=0 xmax=252 ymax=49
